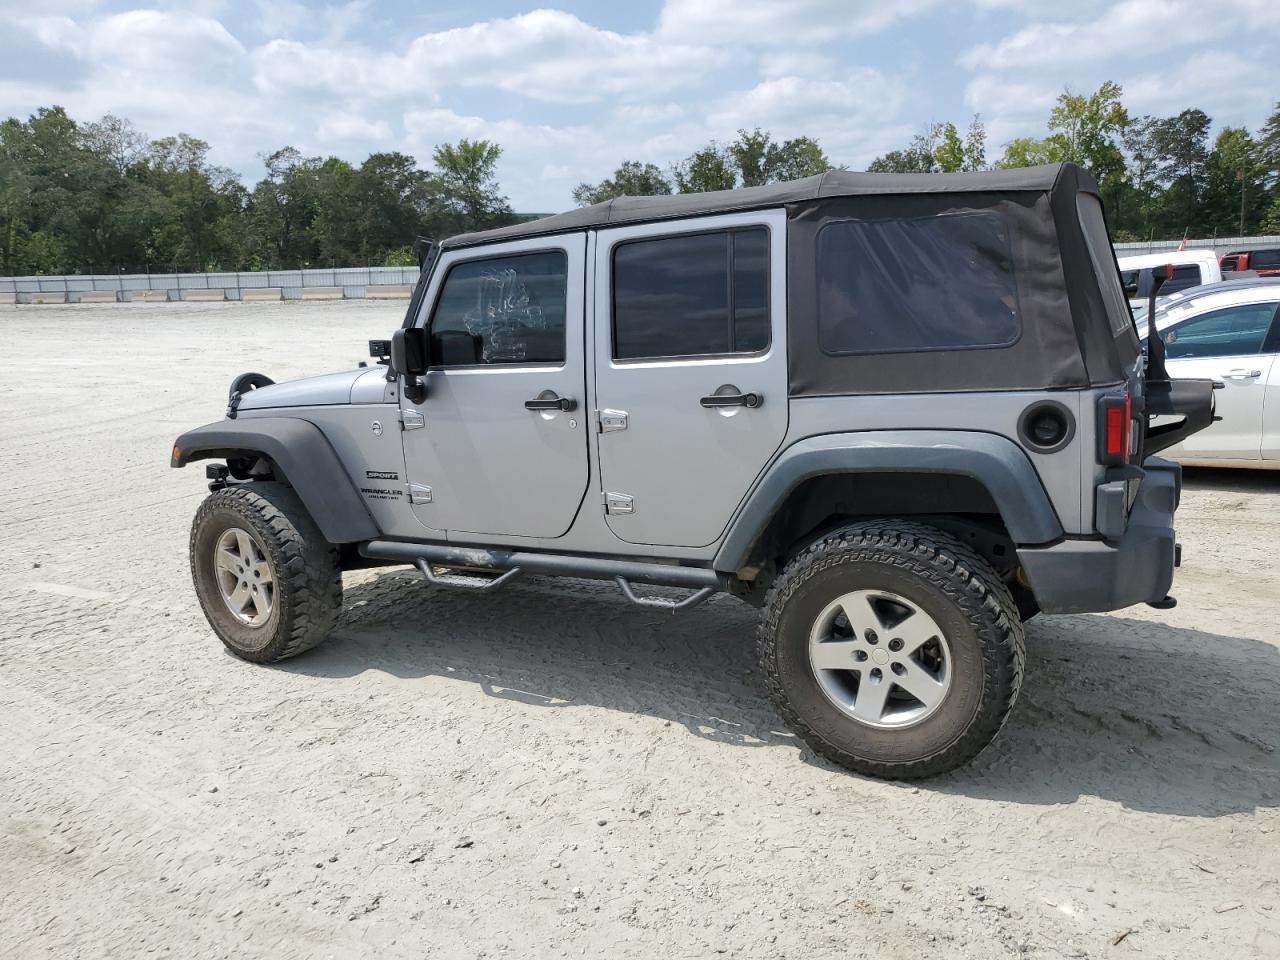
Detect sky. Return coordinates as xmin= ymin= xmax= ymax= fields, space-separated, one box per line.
xmin=1 ymin=0 xmax=1276 ymax=211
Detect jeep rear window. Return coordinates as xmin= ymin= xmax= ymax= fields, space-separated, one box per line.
xmin=815 ymin=211 xmax=1020 ymax=355
xmin=429 ymin=250 xmax=567 ymax=366
xmin=612 ymin=227 xmax=770 ymax=361
xmin=1076 ymin=194 xmax=1135 ymax=337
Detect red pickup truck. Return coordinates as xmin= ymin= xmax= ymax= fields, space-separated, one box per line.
xmin=1221 ymin=249 xmax=1280 ymax=276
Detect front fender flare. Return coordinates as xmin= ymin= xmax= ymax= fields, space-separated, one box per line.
xmin=171 ymin=417 xmax=379 ymax=544
xmin=713 ymin=430 xmax=1063 ymax=573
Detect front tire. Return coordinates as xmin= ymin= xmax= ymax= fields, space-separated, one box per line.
xmin=759 ymin=520 xmax=1024 ymax=779
xmin=190 ymin=482 xmax=342 ymax=663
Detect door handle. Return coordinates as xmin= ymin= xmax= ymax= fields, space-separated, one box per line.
xmin=525 ymin=394 xmax=577 ymax=412
xmin=699 ymin=391 xmax=762 ymax=408
xmin=1220 ymin=369 xmax=1262 ymax=380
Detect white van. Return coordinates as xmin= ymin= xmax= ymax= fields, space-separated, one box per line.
xmin=1119 ymin=251 xmax=1222 ymax=304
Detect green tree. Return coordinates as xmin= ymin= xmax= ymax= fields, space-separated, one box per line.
xmin=996 ymin=136 xmax=1061 ymax=169
xmin=728 ymin=128 xmax=831 ymax=185
xmin=870 ymin=118 xmax=984 ymax=173
xmin=573 ymin=160 xmax=672 ymax=205
xmin=1045 ymin=82 xmax=1129 ymax=186
xmin=1203 ymin=127 xmax=1264 ymax=236
xmin=433 ymin=139 xmax=512 ymax=232
xmin=1150 ymin=109 xmax=1212 ymax=232
xmin=1257 ymin=100 xmax=1280 ymax=189
xmin=674 ymin=143 xmax=737 ymax=193
xmin=147 ymin=133 xmax=243 ymax=270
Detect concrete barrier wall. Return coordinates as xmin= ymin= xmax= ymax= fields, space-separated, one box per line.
xmin=0 ymin=266 xmax=420 ymax=305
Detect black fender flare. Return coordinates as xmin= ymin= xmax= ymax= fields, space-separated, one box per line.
xmin=171 ymin=417 xmax=379 ymax=544
xmin=713 ymin=430 xmax=1064 ymax=573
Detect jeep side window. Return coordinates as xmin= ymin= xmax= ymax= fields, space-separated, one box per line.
xmin=428 ymin=251 xmax=568 ymax=366
xmin=1162 ymin=303 xmax=1278 ymax=360
xmin=816 ymin=211 xmax=1020 ymax=355
xmin=611 ymin=228 xmax=770 ymax=361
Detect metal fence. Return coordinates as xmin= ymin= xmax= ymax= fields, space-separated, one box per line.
xmin=0 ymin=266 xmax=420 ymax=303
xmin=1113 ymin=235 xmax=1280 ymax=256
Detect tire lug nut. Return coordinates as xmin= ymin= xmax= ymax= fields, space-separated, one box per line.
xmin=865 ymin=630 xmax=878 ymax=644
xmin=888 ymin=638 xmax=904 ymax=652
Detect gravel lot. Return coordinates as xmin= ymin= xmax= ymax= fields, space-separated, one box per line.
xmin=2 ymin=300 xmax=1278 ymax=960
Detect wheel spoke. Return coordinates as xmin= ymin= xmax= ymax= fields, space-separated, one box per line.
xmin=839 ymin=593 xmax=882 ymax=639
xmin=234 ymin=530 xmax=255 ymax=563
xmin=248 ymin=587 xmax=269 ymax=620
xmin=810 ymin=640 xmax=862 ymax=671
xmin=851 ymin=674 xmax=892 ymax=724
xmin=215 ymin=548 xmax=240 ymax=575
xmin=894 ymin=609 xmax=941 ymax=654
xmin=895 ymin=660 xmax=947 ymax=708
xmin=228 ymin=581 xmax=252 ymax=613
xmin=252 ymin=561 xmax=273 ymax=585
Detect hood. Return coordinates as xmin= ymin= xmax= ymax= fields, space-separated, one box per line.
xmin=235 ymin=367 xmax=387 ymax=411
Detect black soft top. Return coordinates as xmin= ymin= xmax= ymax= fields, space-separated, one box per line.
xmin=444 ymin=164 xmax=1094 ymax=249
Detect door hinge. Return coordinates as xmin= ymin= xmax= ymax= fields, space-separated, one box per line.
xmin=597 ymin=408 xmax=628 ymax=433
xmin=401 ymin=409 xmax=425 ymax=430
xmin=603 ymin=491 xmax=634 ymax=515
xmin=408 ymin=483 xmax=433 ymax=504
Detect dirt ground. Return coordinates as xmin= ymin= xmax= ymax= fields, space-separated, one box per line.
xmin=1 ymin=300 xmax=1278 ymax=960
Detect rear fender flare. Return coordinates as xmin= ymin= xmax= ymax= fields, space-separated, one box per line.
xmin=713 ymin=430 xmax=1063 ymax=573
xmin=171 ymin=417 xmax=379 ymax=544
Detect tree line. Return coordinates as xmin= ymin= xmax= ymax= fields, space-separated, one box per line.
xmin=4 ymin=86 xmax=1279 ymax=276
xmin=0 ymin=107 xmax=516 ymax=276
xmin=579 ymin=84 xmax=1280 ymax=243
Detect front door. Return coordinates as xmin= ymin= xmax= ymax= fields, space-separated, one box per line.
xmin=1160 ymin=301 xmax=1279 ymax=461
xmin=592 ymin=211 xmax=789 ymax=548
xmin=400 ymin=235 xmax=589 ymax=539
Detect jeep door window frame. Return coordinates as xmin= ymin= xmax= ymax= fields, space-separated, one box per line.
xmin=609 ymin=224 xmax=773 ymax=363
xmin=425 ymin=248 xmax=571 ymax=369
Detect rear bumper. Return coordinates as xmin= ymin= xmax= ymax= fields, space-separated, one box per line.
xmin=1016 ymin=457 xmax=1181 ymax=615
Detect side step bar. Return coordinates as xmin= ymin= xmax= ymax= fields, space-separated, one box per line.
xmin=360 ymin=540 xmax=724 ymax=611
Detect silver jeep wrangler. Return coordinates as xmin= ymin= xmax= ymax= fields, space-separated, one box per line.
xmin=172 ymin=163 xmax=1214 ymax=779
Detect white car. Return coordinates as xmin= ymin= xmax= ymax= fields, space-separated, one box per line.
xmin=1120 ymin=251 xmax=1222 ymax=312
xmin=1148 ymin=278 xmax=1280 ymax=467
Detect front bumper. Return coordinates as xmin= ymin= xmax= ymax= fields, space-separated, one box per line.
xmin=1016 ymin=457 xmax=1181 ymax=615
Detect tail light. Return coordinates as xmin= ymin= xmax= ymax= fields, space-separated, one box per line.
xmin=1098 ymin=392 xmax=1132 ymax=465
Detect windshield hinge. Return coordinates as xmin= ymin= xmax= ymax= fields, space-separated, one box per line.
xmin=400 ymin=409 xmax=425 ymax=430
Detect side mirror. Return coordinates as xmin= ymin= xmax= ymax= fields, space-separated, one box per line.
xmin=391 ymin=328 xmax=427 ymax=376
xmin=391 ymin=328 xmax=428 ymax=402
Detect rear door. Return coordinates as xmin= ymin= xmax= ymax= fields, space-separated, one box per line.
xmin=1160 ymin=301 xmax=1279 ymax=460
xmin=592 ymin=210 xmax=788 ymax=547
xmin=399 ymin=235 xmax=590 ymax=538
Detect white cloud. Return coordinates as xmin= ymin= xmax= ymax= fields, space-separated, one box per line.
xmin=658 ymin=0 xmax=938 ymax=45
xmin=251 ymin=10 xmax=721 ymax=107
xmin=758 ymin=51 xmax=836 ymax=78
xmin=317 ymin=112 xmax=391 ymax=144
xmin=961 ymin=0 xmax=1278 ymax=71
xmin=963 ymin=75 xmax=1060 ymax=123
xmin=1124 ymin=50 xmax=1274 ymax=124
xmin=404 ymin=10 xmax=722 ymax=104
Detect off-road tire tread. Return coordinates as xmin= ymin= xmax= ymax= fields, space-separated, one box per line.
xmin=758 ymin=519 xmax=1025 ymax=779
xmin=190 ymin=483 xmax=342 ymax=662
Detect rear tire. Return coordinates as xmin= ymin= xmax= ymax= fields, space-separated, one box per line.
xmin=190 ymin=482 xmax=342 ymax=663
xmin=758 ymin=520 xmax=1024 ymax=779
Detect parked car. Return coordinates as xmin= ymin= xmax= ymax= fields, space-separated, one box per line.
xmin=1221 ymin=249 xmax=1280 ymax=277
xmin=1148 ymin=277 xmax=1280 ymax=467
xmin=1119 ymin=251 xmax=1222 ymax=305
xmin=171 ymin=164 xmax=1214 ymax=779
